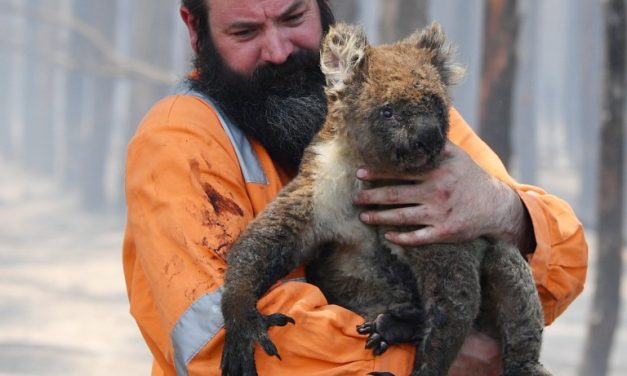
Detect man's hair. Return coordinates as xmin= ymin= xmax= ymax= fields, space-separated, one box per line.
xmin=181 ymin=0 xmax=335 ymax=53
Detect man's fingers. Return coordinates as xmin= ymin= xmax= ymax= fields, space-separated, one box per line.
xmin=383 ymin=227 xmax=439 ymax=247
xmin=458 ymin=329 xmax=501 ymax=360
xmin=449 ymin=329 xmax=502 ymax=376
xmin=354 ymin=185 xmax=424 ymax=205
xmin=360 ymin=206 xmax=428 ymax=226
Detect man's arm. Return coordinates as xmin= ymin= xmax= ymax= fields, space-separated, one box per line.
xmin=124 ymin=96 xmax=258 ymax=374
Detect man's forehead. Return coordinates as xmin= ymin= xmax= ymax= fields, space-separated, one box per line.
xmin=208 ymin=0 xmax=309 ymax=20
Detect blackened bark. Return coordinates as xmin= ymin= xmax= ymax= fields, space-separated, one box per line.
xmin=576 ymin=0 xmax=603 ymax=227
xmin=478 ymin=0 xmax=519 ymax=168
xmin=512 ymin=0 xmax=537 ymax=184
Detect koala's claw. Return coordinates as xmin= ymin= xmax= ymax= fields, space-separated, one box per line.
xmin=265 ymin=313 xmax=296 ymax=327
xmin=356 ymin=322 xmax=373 ymax=334
xmin=258 ymin=334 xmax=281 ymax=360
xmin=256 ymin=315 xmax=293 ymax=361
xmin=359 ymin=323 xmax=391 ymax=355
xmin=365 ymin=332 xmax=390 ymax=355
xmin=260 ymin=313 xmax=295 ymax=359
xmin=357 ymin=306 xmax=424 ymax=356
xmin=221 ymin=312 xmax=295 ymax=376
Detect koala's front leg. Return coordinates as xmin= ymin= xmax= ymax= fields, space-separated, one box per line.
xmin=220 ymin=181 xmax=317 ymax=376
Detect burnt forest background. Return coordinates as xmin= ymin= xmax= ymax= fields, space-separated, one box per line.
xmin=0 ymin=0 xmax=625 ymax=375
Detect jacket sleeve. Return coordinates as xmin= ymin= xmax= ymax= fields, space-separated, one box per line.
xmin=124 ymin=96 xmax=255 ymax=374
xmin=448 ymin=108 xmax=588 ymax=325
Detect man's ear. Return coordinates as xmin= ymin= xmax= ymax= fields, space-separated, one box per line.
xmin=320 ymin=23 xmax=368 ymax=98
xmin=180 ymin=6 xmax=200 ymax=53
xmin=405 ymin=21 xmax=465 ymax=87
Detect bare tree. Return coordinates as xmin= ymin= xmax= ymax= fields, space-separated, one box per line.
xmin=478 ymin=0 xmax=519 ymax=168
xmin=51 ymin=0 xmax=72 ymax=184
xmin=579 ymin=0 xmax=626 ymax=375
xmin=379 ymin=0 xmax=429 ymax=44
xmin=73 ymin=0 xmax=117 ymax=210
xmin=577 ymin=0 xmax=604 ymax=228
xmin=103 ymin=0 xmax=135 ymax=210
xmin=22 ymin=0 xmax=56 ymax=175
xmin=511 ymin=0 xmax=538 ymax=184
xmin=2 ymin=0 xmax=28 ymax=161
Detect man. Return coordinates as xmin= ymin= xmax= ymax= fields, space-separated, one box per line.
xmin=123 ymin=0 xmax=588 ymax=375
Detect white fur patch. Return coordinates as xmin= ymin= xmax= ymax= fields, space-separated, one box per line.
xmin=311 ymin=140 xmax=377 ymax=251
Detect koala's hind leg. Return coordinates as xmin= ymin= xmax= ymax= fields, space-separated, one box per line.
xmin=480 ymin=242 xmax=552 ymax=376
xmin=406 ymin=244 xmax=484 ymax=376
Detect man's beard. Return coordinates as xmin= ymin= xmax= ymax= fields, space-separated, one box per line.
xmin=189 ymin=44 xmax=327 ymax=174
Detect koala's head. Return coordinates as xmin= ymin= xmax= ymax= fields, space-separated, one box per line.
xmin=320 ymin=22 xmax=464 ymax=174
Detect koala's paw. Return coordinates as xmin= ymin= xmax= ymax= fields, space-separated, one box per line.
xmin=357 ymin=306 xmax=424 ymax=356
xmin=221 ymin=312 xmax=295 ymax=376
xmin=357 ymin=319 xmax=390 ymax=355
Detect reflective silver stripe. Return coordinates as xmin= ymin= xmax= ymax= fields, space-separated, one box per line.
xmin=171 ymin=277 xmax=307 ymax=375
xmin=172 ymin=286 xmax=225 ymax=376
xmin=173 ymin=82 xmax=268 ymax=184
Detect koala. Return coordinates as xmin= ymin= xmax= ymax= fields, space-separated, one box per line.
xmin=220 ymin=22 xmax=550 ymax=376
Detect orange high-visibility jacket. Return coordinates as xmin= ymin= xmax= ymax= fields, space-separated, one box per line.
xmin=123 ymin=85 xmax=588 ymax=376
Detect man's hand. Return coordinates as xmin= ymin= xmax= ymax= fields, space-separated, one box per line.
xmin=448 ymin=329 xmax=502 ymax=376
xmin=353 ymin=141 xmax=534 ymax=253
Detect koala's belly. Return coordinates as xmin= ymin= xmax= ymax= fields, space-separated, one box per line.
xmin=306 ymin=242 xmax=417 ymax=319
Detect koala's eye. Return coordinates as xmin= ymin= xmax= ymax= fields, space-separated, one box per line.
xmin=381 ymin=106 xmax=394 ymax=119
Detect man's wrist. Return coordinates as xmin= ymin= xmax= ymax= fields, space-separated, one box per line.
xmin=490 ymin=181 xmax=536 ymax=255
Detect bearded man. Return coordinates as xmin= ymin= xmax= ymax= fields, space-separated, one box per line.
xmin=122 ymin=1 xmax=588 ymax=375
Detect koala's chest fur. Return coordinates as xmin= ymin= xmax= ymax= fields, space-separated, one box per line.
xmin=299 ymin=134 xmax=424 ymax=319
xmin=309 ymin=138 xmax=378 ymax=256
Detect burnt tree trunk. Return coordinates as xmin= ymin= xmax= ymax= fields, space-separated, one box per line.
xmin=478 ymin=0 xmax=519 ymax=168
xmin=578 ymin=0 xmax=626 ymax=375
xmin=3 ymin=0 xmax=28 ymax=161
xmin=23 ymin=0 xmax=55 ymax=175
xmin=75 ymin=0 xmax=116 ymax=211
xmin=512 ymin=0 xmax=537 ymax=184
xmin=51 ymin=0 xmax=72 ymax=184
xmin=575 ymin=0 xmax=603 ymax=227
xmin=379 ymin=0 xmax=429 ymax=44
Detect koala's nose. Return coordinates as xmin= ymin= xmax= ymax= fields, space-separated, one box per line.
xmin=413 ymin=119 xmax=445 ymax=155
xmin=260 ymin=27 xmax=294 ymax=65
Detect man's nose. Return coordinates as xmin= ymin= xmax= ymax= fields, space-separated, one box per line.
xmin=260 ymin=28 xmax=294 ymax=65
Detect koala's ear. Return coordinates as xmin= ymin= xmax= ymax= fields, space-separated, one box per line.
xmin=405 ymin=21 xmax=465 ymax=87
xmin=320 ymin=23 xmax=368 ymax=98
